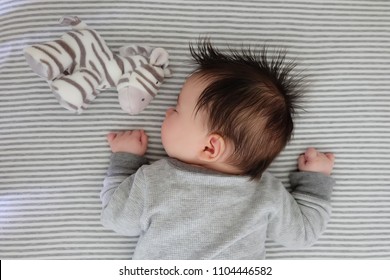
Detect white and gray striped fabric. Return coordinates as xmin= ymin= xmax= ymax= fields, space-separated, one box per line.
xmin=1 ymin=0 xmax=389 ymax=259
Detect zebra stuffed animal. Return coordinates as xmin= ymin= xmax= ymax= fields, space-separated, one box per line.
xmin=24 ymin=16 xmax=172 ymax=115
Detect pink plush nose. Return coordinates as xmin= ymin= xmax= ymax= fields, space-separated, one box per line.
xmin=118 ymin=86 xmax=152 ymax=115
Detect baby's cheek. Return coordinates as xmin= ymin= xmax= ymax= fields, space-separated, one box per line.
xmin=161 ymin=121 xmax=173 ymax=149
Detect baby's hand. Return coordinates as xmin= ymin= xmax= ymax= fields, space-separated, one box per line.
xmin=298 ymin=147 xmax=335 ymax=176
xmin=107 ymin=130 xmax=148 ymax=156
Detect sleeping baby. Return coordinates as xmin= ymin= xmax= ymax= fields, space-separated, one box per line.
xmin=100 ymin=39 xmax=335 ymax=259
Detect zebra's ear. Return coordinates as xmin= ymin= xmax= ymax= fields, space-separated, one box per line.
xmin=164 ymin=68 xmax=173 ymax=78
xmin=119 ymin=45 xmax=152 ymax=57
xmin=149 ymin=48 xmax=169 ymax=68
xmin=59 ymin=16 xmax=81 ymax=26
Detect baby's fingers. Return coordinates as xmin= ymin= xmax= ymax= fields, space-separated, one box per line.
xmin=106 ymin=132 xmax=117 ymax=143
xmin=325 ymin=153 xmax=335 ymax=163
xmin=298 ymin=154 xmax=307 ymax=170
xmin=140 ymin=130 xmax=148 ymax=147
xmin=304 ymin=147 xmax=318 ymax=162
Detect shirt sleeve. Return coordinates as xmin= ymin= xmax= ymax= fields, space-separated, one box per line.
xmin=100 ymin=152 xmax=149 ymax=236
xmin=266 ymin=171 xmax=335 ymax=248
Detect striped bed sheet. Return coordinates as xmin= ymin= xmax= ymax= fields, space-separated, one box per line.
xmin=0 ymin=0 xmax=389 ymax=259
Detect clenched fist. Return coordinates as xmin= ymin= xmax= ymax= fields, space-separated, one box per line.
xmin=107 ymin=130 xmax=148 ymax=156
xmin=298 ymin=147 xmax=335 ymax=176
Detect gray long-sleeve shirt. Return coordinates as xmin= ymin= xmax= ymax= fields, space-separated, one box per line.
xmin=101 ymin=152 xmax=335 ymax=259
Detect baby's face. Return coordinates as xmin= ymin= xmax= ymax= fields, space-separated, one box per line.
xmin=161 ymin=74 xmax=210 ymax=164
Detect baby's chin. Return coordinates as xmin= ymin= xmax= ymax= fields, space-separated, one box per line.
xmin=162 ymin=146 xmax=194 ymax=165
xmin=163 ymin=147 xmax=181 ymax=162
xmin=161 ymin=139 xmax=179 ymax=160
xmin=160 ymin=136 xmax=171 ymax=156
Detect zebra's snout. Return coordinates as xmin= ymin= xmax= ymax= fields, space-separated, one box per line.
xmin=118 ymin=86 xmax=153 ymax=115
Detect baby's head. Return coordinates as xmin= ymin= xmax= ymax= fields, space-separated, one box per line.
xmin=161 ymin=39 xmax=302 ymax=179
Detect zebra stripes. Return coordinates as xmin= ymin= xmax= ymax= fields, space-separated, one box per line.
xmin=51 ymin=68 xmax=100 ymax=112
xmin=23 ymin=16 xmax=171 ymax=115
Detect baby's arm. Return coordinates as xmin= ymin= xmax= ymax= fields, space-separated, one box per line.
xmin=101 ymin=130 xmax=148 ymax=206
xmin=267 ymin=147 xmax=335 ymax=248
xmin=100 ymin=130 xmax=149 ymax=236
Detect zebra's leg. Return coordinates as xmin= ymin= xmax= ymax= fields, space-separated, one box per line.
xmin=24 ymin=41 xmax=73 ymax=81
xmin=50 ymin=68 xmax=101 ymax=114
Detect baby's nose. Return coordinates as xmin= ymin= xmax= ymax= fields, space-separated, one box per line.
xmin=165 ymin=108 xmax=174 ymax=118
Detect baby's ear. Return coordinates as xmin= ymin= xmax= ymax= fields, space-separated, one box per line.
xmin=198 ymin=134 xmax=226 ymax=162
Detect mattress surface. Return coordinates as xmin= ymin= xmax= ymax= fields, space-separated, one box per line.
xmin=0 ymin=0 xmax=389 ymax=259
